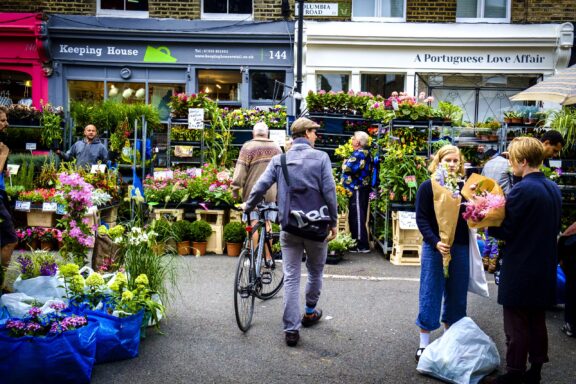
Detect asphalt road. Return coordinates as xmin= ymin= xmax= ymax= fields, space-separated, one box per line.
xmin=91 ymin=252 xmax=576 ymax=384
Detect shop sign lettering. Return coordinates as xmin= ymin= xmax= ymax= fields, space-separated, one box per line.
xmin=59 ymin=44 xmax=139 ymax=57
xmin=295 ymin=3 xmax=340 ymax=17
xmin=414 ymin=53 xmax=546 ymax=65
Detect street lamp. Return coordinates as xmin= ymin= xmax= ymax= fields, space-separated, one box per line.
xmin=295 ymin=0 xmax=305 ymax=116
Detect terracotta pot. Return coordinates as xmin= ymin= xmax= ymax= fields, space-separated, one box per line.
xmin=503 ymin=117 xmax=511 ymax=124
xmin=152 ymin=243 xmax=166 ymax=256
xmin=226 ymin=242 xmax=242 ymax=257
xmin=40 ymin=240 xmax=53 ymax=251
xmin=176 ymin=241 xmax=190 ymax=256
xmin=192 ymin=241 xmax=207 ymax=256
xmin=511 ymin=118 xmax=523 ymax=124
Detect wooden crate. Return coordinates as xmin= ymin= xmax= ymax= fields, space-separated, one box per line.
xmin=152 ymin=208 xmax=184 ymax=222
xmin=337 ymin=212 xmax=349 ymax=234
xmin=27 ymin=211 xmax=56 ymax=227
xmin=100 ymin=206 xmax=118 ymax=227
xmin=390 ymin=211 xmax=422 ymax=266
xmin=227 ymin=209 xmax=243 ymax=224
xmin=196 ymin=209 xmax=225 ymax=254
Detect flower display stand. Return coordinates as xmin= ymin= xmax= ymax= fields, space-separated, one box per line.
xmin=227 ymin=209 xmax=242 ymax=224
xmin=152 ymin=208 xmax=184 ymax=222
xmin=390 ymin=211 xmax=422 ymax=266
xmin=337 ymin=212 xmax=349 ymax=234
xmin=27 ymin=210 xmax=56 ymax=227
xmin=195 ymin=209 xmax=225 ymax=254
xmin=100 ymin=206 xmax=119 ymax=227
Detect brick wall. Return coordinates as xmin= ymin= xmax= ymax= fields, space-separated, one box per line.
xmin=43 ymin=0 xmax=95 ymax=15
xmin=3 ymin=0 xmax=45 ymax=13
xmin=407 ymin=0 xmax=456 ymax=23
xmin=149 ymin=0 xmax=200 ymax=19
xmin=512 ymin=0 xmax=576 ymax=23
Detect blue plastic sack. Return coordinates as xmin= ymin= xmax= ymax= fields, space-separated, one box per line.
xmin=0 ymin=321 xmax=98 ymax=384
xmin=0 ymin=306 xmax=9 ymax=325
xmin=86 ymin=309 xmax=144 ymax=363
xmin=557 ymin=265 xmax=566 ymax=305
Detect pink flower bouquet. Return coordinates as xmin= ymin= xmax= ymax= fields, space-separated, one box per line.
xmin=461 ymin=173 xmax=506 ymax=229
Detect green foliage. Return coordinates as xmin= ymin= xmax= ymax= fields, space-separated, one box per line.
xmin=223 ymin=221 xmax=246 ymax=243
xmin=190 ymin=220 xmax=213 ymax=242
xmin=328 ymin=233 xmax=356 ymax=253
xmin=436 ymin=101 xmax=463 ymax=125
xmin=40 ymin=108 xmax=63 ymax=147
xmin=172 ymin=220 xmax=193 ymax=242
xmin=151 ymin=219 xmax=173 ymax=242
xmin=551 ymin=107 xmax=576 ymax=147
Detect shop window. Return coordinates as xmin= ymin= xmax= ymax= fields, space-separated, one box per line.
xmin=361 ymin=73 xmax=405 ymax=98
xmin=0 ymin=70 xmax=32 ymax=106
xmin=149 ymin=84 xmax=185 ymax=121
xmin=250 ymin=71 xmax=285 ymax=101
xmin=316 ymin=74 xmax=350 ymax=93
xmin=106 ymin=83 xmax=146 ymax=105
xmin=197 ymin=69 xmax=242 ymax=103
xmin=456 ymin=0 xmax=509 ymax=22
xmin=202 ymin=0 xmax=253 ymax=20
xmin=98 ymin=0 xmax=149 ymax=17
xmin=352 ymin=0 xmax=405 ymax=21
xmin=68 ymin=81 xmax=105 ymax=104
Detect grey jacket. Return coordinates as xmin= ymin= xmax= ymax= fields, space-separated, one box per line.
xmin=62 ymin=138 xmax=108 ymax=168
xmin=245 ymin=138 xmax=338 ymax=228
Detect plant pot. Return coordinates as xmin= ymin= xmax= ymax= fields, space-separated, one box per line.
xmin=226 ymin=242 xmax=242 ymax=257
xmin=176 ymin=241 xmax=190 ymax=256
xmin=40 ymin=240 xmax=53 ymax=251
xmin=511 ymin=118 xmax=523 ymax=124
xmin=326 ymin=251 xmax=343 ymax=265
xmin=489 ymin=135 xmax=499 ymax=141
xmin=152 ymin=243 xmax=166 ymax=256
xmin=503 ymin=118 xmax=511 ymax=124
xmin=192 ymin=241 xmax=207 ymax=256
xmin=28 ymin=239 xmax=40 ymax=251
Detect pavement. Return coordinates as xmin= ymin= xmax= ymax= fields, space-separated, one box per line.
xmin=86 ymin=250 xmax=576 ymax=384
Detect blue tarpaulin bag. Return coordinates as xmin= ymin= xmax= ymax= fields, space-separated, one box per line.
xmin=557 ymin=265 xmax=566 ymax=305
xmin=87 ymin=309 xmax=144 ymax=363
xmin=0 ymin=321 xmax=98 ymax=384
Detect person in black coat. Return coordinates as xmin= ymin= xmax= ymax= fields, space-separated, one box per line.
xmin=488 ymin=137 xmax=562 ymax=384
xmin=558 ymin=221 xmax=576 ymax=338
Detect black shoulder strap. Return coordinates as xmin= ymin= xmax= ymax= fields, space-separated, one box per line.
xmin=280 ymin=154 xmax=291 ymax=187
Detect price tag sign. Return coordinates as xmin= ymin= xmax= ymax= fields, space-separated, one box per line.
xmin=188 ymin=108 xmax=205 ymax=129
xmin=549 ymin=160 xmax=562 ymax=169
xmin=90 ymin=164 xmax=107 ymax=173
xmin=15 ymin=201 xmax=31 ymax=212
xmin=398 ymin=211 xmax=418 ymax=230
xmin=404 ymin=175 xmax=417 ymax=188
xmin=6 ymin=164 xmax=19 ymax=176
xmin=269 ymin=130 xmax=286 ymax=147
xmin=154 ymin=170 xmax=174 ymax=180
xmin=25 ymin=143 xmax=37 ymax=151
xmin=56 ymin=204 xmax=66 ymax=215
xmin=42 ymin=202 xmax=58 ymax=212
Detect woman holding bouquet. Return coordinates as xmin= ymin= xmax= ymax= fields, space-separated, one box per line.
xmin=414 ymin=145 xmax=469 ymax=361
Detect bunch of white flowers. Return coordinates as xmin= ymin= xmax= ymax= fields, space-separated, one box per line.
xmin=125 ymin=226 xmax=157 ymax=246
xmin=91 ymin=189 xmax=112 ymax=206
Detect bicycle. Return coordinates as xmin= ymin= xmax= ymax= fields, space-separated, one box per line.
xmin=234 ymin=203 xmax=284 ymax=332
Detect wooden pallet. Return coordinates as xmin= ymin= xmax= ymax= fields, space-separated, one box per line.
xmin=152 ymin=208 xmax=184 ymax=222
xmin=390 ymin=211 xmax=422 ymax=266
xmin=196 ymin=209 xmax=225 ymax=254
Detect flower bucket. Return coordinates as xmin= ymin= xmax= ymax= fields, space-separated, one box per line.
xmin=26 ymin=211 xmax=56 ymax=227
xmin=40 ymin=240 xmax=53 ymax=251
xmin=176 ymin=241 xmax=190 ymax=256
xmin=0 ymin=321 xmax=98 ymax=384
xmin=226 ymin=242 xmax=242 ymax=257
xmin=192 ymin=241 xmax=207 ymax=256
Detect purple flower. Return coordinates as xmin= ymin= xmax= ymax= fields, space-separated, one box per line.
xmin=50 ymin=302 xmax=67 ymax=312
xmin=40 ymin=262 xmax=58 ymax=277
xmin=28 ymin=307 xmax=42 ymax=317
xmin=16 ymin=255 xmax=34 ymax=276
xmin=6 ymin=319 xmax=25 ymax=330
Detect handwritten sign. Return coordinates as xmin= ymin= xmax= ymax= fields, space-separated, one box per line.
xmin=154 ymin=170 xmax=174 ymax=180
xmin=549 ymin=160 xmax=562 ymax=169
xmin=398 ymin=211 xmax=418 ymax=230
xmin=42 ymin=202 xmax=58 ymax=212
xmin=56 ymin=204 xmax=66 ymax=215
xmin=25 ymin=143 xmax=37 ymax=151
xmin=188 ymin=108 xmax=205 ymax=129
xmin=90 ymin=164 xmax=107 ymax=173
xmin=269 ymin=130 xmax=286 ymax=147
xmin=404 ymin=175 xmax=417 ymax=188
xmin=15 ymin=201 xmax=31 ymax=212
xmin=6 ymin=164 xmax=19 ymax=176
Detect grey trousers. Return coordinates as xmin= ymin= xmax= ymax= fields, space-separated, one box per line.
xmin=280 ymin=230 xmax=328 ymax=332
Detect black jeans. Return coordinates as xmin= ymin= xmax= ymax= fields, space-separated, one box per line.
xmin=348 ymin=188 xmax=370 ymax=250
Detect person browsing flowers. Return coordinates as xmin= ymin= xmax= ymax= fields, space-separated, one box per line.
xmin=414 ymin=145 xmax=470 ymax=362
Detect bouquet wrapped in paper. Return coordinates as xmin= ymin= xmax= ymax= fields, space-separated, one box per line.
xmin=461 ymin=173 xmax=506 ymax=229
xmin=431 ymin=165 xmax=462 ymax=277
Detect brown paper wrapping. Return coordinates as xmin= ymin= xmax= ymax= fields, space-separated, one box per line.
xmin=432 ymin=179 xmax=462 ymax=276
xmin=461 ymin=173 xmax=505 ymax=229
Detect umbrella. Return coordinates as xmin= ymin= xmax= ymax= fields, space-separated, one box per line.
xmin=510 ymin=65 xmax=576 ymax=105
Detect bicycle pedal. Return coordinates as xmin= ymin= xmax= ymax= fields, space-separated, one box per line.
xmin=261 ymin=271 xmax=272 ymax=284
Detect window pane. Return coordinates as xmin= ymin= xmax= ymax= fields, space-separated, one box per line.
xmin=101 ymin=0 xmax=125 ymax=10
xmin=380 ymin=0 xmax=403 ymax=17
xmin=316 ymin=74 xmax=349 ymax=92
xmin=361 ymin=73 xmax=405 ymax=98
xmin=204 ymin=0 xmax=227 ymax=13
xmin=107 ymin=82 xmax=146 ymax=104
xmin=198 ymin=69 xmax=242 ymax=102
xmin=126 ymin=0 xmax=148 ymax=11
xmin=230 ymin=0 xmax=252 ymax=13
xmin=250 ymin=71 xmax=285 ymax=101
xmin=149 ymin=84 xmax=185 ymax=121
xmin=0 ymin=70 xmax=32 ymax=106
xmin=484 ymin=0 xmax=506 ymax=18
xmin=456 ymin=0 xmax=478 ymax=18
xmin=68 ymin=80 xmax=104 ymax=104
xmin=353 ymin=0 xmax=376 ymax=17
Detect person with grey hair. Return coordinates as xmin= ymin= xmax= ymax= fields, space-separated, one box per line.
xmin=232 ymin=121 xmax=282 ymax=258
xmin=341 ymin=131 xmax=372 ymax=252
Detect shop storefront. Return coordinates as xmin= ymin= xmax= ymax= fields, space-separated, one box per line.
xmin=0 ymin=13 xmax=50 ymax=109
xmin=47 ymin=15 xmax=295 ymax=120
xmin=303 ymin=22 xmax=574 ymax=123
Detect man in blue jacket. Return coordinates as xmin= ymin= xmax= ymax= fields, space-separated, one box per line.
xmin=488 ymin=137 xmax=562 ymax=384
xmin=57 ymin=124 xmax=108 ymax=169
xmin=243 ymin=117 xmax=338 ymax=347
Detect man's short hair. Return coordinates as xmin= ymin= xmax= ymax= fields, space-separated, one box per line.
xmin=508 ymin=137 xmax=544 ymax=168
xmin=253 ymin=121 xmax=269 ymax=137
xmin=354 ymin=131 xmax=369 ymax=147
xmin=0 ymin=105 xmax=7 ymax=114
xmin=540 ymin=130 xmax=565 ymax=146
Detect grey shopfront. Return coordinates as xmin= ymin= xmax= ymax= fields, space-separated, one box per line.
xmin=47 ymin=15 xmax=295 ymax=121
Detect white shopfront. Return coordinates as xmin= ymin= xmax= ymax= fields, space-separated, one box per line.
xmin=302 ymin=22 xmax=573 ymax=123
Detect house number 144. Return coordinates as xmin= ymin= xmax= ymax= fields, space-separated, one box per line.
xmin=268 ymin=50 xmax=287 ymax=60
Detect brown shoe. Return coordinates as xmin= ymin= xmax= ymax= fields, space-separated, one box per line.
xmin=301 ymin=308 xmax=322 ymax=327
xmin=285 ymin=331 xmax=299 ymax=347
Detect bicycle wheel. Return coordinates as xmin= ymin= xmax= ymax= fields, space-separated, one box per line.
xmin=234 ymin=249 xmax=255 ymax=332
xmin=259 ymin=244 xmax=284 ymax=300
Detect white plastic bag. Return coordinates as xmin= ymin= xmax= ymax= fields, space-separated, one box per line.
xmin=417 ymin=317 xmax=500 ymax=384
xmin=12 ymin=275 xmax=66 ymax=301
xmin=0 ymin=293 xmax=67 ymax=318
xmin=468 ymin=229 xmax=489 ymax=298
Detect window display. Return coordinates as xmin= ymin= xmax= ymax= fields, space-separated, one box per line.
xmin=250 ymin=70 xmax=285 ymax=101
xmin=316 ymin=73 xmax=350 ymax=92
xmin=68 ymin=81 xmax=104 ymax=104
xmin=0 ymin=70 xmax=32 ymax=106
xmin=361 ymin=73 xmax=405 ymax=98
xmin=198 ymin=69 xmax=241 ymax=102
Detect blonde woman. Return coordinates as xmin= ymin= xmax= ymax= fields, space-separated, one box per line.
xmin=414 ymin=145 xmax=469 ymax=361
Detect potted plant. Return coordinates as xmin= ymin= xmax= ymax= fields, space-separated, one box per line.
xmin=172 ymin=220 xmax=193 ymax=256
xmin=150 ymin=219 xmax=174 ymax=255
xmin=190 ymin=220 xmax=213 ymax=256
xmin=327 ymin=233 xmax=356 ymax=264
xmin=40 ymin=104 xmax=64 ymax=150
xmin=223 ymin=221 xmax=246 ymax=257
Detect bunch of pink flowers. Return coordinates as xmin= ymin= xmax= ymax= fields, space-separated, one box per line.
xmin=462 ymin=192 xmax=506 ymax=223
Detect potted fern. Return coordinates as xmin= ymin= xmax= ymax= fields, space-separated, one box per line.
xmin=190 ymin=220 xmax=213 ymax=256
xmin=223 ymin=221 xmax=246 ymax=257
xmin=172 ymin=220 xmax=193 ymax=256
